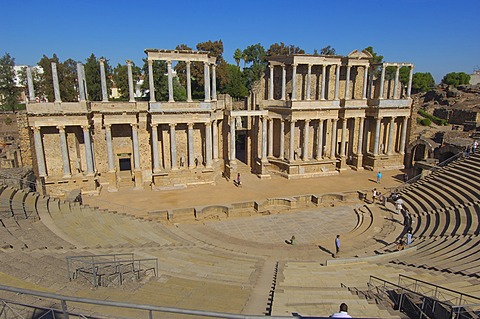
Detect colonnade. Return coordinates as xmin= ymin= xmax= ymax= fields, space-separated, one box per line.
xmin=32 ymin=125 xmax=95 ymax=178
xmin=151 ymin=120 xmax=220 ymax=172
xmin=227 ymin=115 xmax=409 ymax=162
xmin=267 ymin=62 xmax=414 ymax=101
xmin=147 ymin=59 xmax=217 ymax=103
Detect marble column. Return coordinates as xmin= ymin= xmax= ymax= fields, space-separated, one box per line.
xmin=99 ymin=59 xmax=108 ymax=102
xmin=316 ymin=119 xmax=324 ymax=160
xmin=26 ymin=67 xmax=35 ymax=102
xmin=330 ymin=119 xmax=338 ymax=158
xmin=334 ymin=64 xmax=340 ymax=100
xmin=76 ymin=63 xmax=86 ymax=102
xmin=151 ymin=124 xmax=160 ymax=172
xmin=269 ymin=65 xmax=274 ymax=100
xmin=268 ymin=118 xmax=273 ymax=157
xmin=81 ymin=64 xmax=88 ymax=100
xmin=211 ymin=64 xmax=217 ymax=101
xmin=393 ymin=66 xmax=400 ymax=99
xmin=126 ymin=60 xmax=135 ymax=102
xmin=51 ymin=63 xmax=61 ymax=103
xmin=280 ymin=120 xmax=285 ymax=159
xmin=303 ymin=119 xmax=310 ymax=160
xmin=204 ymin=62 xmax=211 ymax=102
xmin=188 ymin=123 xmax=195 ymax=168
xmin=169 ymin=123 xmax=177 ymax=169
xmin=33 ymin=127 xmax=46 ymax=177
xmin=131 ymin=124 xmax=140 ymax=170
xmin=205 ymin=122 xmax=213 ymax=168
xmin=362 ymin=66 xmax=369 ymax=99
xmin=400 ymin=117 xmax=408 ymax=154
xmin=83 ymin=126 xmax=94 ymax=175
xmin=320 ymin=65 xmax=326 ymax=100
xmin=373 ymin=118 xmax=381 ymax=155
xmin=167 ymin=60 xmax=174 ymax=102
xmin=291 ymin=64 xmax=297 ymax=101
xmin=357 ymin=117 xmax=365 ymax=155
xmin=148 ymin=60 xmax=156 ymax=102
xmin=212 ymin=119 xmax=218 ymax=160
xmin=105 ymin=125 xmax=115 ymax=172
xmin=387 ymin=117 xmax=396 ymax=155
xmin=186 ymin=61 xmax=192 ymax=102
xmin=345 ymin=66 xmax=351 ymax=100
xmin=340 ymin=118 xmax=347 ymax=157
xmin=368 ymin=70 xmax=374 ymax=99
xmin=261 ymin=117 xmax=267 ymax=160
xmin=281 ymin=64 xmax=286 ymax=101
xmin=289 ymin=120 xmax=296 ymax=161
xmin=379 ymin=64 xmax=386 ymax=99
xmin=230 ymin=117 xmax=236 ymax=162
xmin=58 ymin=126 xmax=71 ymax=177
xmin=407 ymin=66 xmax=414 ymax=98
xmin=306 ymin=64 xmax=312 ymax=100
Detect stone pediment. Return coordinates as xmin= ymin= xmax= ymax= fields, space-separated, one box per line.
xmin=347 ymin=49 xmax=373 ymax=59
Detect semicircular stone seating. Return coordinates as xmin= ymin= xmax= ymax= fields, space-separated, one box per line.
xmin=0 ymin=153 xmax=480 ymax=318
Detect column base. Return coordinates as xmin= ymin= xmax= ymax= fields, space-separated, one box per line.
xmin=353 ymin=154 xmax=364 ymax=170
xmin=133 ymin=170 xmax=143 ymax=190
xmin=337 ymin=156 xmax=348 ymax=170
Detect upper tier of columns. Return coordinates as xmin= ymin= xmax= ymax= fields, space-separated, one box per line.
xmin=266 ymin=62 xmax=414 ymax=102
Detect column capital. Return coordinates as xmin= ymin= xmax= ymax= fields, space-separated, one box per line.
xmin=99 ymin=58 xmax=105 ymax=64
xmin=169 ymin=123 xmax=176 ymax=128
xmin=148 ymin=59 xmax=153 ymax=66
xmin=167 ymin=60 xmax=172 ymax=66
xmin=304 ymin=119 xmax=311 ymax=124
xmin=292 ymin=63 xmax=298 ymax=68
xmin=125 ymin=59 xmax=133 ymax=65
xmin=104 ymin=124 xmax=111 ymax=129
xmin=187 ymin=122 xmax=194 ymax=128
xmin=32 ymin=126 xmax=41 ymax=133
xmin=151 ymin=123 xmax=158 ymax=128
xmin=185 ymin=60 xmax=191 ymax=66
xmin=56 ymin=125 xmax=65 ymax=131
xmin=269 ymin=64 xmax=274 ymax=70
xmin=130 ymin=123 xmax=138 ymax=128
xmin=307 ymin=64 xmax=312 ymax=70
xmin=205 ymin=121 xmax=212 ymax=127
xmin=281 ymin=63 xmax=286 ymax=69
xmin=81 ymin=125 xmax=90 ymax=131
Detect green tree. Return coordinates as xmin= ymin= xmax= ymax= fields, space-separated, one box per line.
xmin=84 ymin=54 xmax=112 ymax=101
xmin=141 ymin=58 xmax=168 ymax=101
xmin=0 ymin=52 xmax=20 ymax=111
xmin=197 ymin=40 xmax=228 ymax=94
xmin=113 ymin=62 xmax=141 ymax=100
xmin=364 ymin=46 xmax=383 ymax=64
xmin=224 ymin=64 xmax=248 ymax=99
xmin=442 ymin=72 xmax=470 ymax=87
xmin=412 ymin=72 xmax=435 ymax=93
xmin=60 ymin=58 xmax=78 ymax=102
xmin=266 ymin=42 xmax=305 ymax=56
xmin=320 ymin=45 xmax=336 ymax=55
xmin=242 ymin=43 xmax=267 ymax=89
xmin=233 ymin=48 xmax=243 ymax=67
xmin=37 ymin=54 xmax=60 ymax=102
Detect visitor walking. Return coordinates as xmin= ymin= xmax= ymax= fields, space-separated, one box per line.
xmin=473 ymin=140 xmax=478 ymax=154
xmin=236 ymin=173 xmax=241 ymax=187
xmin=372 ymin=188 xmax=377 ymax=203
xmin=377 ymin=171 xmax=382 ymax=184
xmin=335 ymin=235 xmax=340 ymax=257
xmin=406 ymin=230 xmax=413 ymax=245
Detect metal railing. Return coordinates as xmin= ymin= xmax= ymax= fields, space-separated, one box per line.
xmin=384 ymin=151 xmax=464 ymax=199
xmin=368 ymin=275 xmax=480 ymax=319
xmin=398 ymin=274 xmax=480 ymax=307
xmin=66 ymin=253 xmax=158 ymax=287
xmin=0 ymin=285 xmax=299 ymax=319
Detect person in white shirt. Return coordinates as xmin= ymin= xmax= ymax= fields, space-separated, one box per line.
xmin=330 ymin=303 xmax=352 ymax=318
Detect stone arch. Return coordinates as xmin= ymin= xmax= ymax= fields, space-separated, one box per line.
xmin=436 ymin=144 xmax=463 ymax=163
xmin=405 ymin=137 xmax=438 ymax=169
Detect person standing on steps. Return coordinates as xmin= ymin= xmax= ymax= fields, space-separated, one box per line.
xmin=473 ymin=140 xmax=478 ymax=154
xmin=335 ymin=235 xmax=340 ymax=257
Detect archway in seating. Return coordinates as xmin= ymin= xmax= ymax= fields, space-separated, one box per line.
xmin=405 ymin=137 xmax=438 ymax=169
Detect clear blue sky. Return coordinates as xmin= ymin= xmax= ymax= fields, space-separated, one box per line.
xmin=2 ymin=0 xmax=479 ymax=83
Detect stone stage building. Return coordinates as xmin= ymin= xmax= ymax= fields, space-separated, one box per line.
xmin=23 ymin=49 xmax=414 ymax=195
